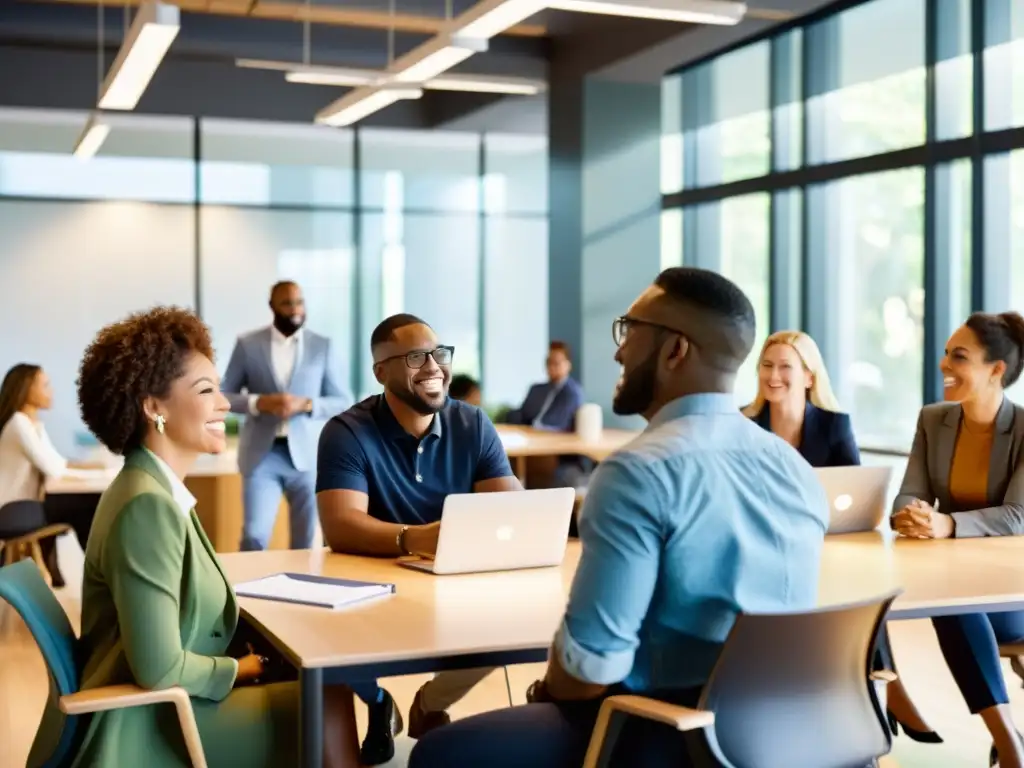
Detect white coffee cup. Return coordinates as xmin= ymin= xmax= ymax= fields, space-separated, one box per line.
xmin=575 ymin=403 xmax=603 ymax=442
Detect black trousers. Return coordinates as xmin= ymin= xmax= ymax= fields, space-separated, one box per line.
xmin=408 ymin=686 xmax=705 ymax=768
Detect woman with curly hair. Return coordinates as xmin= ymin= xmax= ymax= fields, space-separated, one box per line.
xmin=28 ymin=306 xmax=361 ymax=767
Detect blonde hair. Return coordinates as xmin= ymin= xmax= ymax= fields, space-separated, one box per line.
xmin=741 ymin=331 xmax=842 ymax=417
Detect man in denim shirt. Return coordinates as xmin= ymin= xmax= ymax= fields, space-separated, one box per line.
xmin=409 ymin=267 xmax=829 ymax=768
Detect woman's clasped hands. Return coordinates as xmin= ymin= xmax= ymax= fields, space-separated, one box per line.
xmin=892 ymin=498 xmax=955 ymax=540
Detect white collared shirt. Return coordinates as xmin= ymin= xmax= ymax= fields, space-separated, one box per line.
xmin=248 ymin=325 xmax=303 ymax=438
xmin=145 ymin=448 xmax=197 ymax=519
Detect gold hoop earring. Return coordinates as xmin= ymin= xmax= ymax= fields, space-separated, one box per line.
xmin=154 ymin=414 xmax=166 ymax=435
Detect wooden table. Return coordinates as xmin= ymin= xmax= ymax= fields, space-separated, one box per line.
xmin=219 ymin=532 xmax=1024 ymax=767
xmin=496 ymin=426 xmax=637 ymax=480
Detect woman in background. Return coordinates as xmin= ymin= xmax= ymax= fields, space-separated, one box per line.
xmin=891 ymin=311 xmax=1024 ymax=766
xmin=743 ymin=330 xmax=860 ymax=467
xmin=0 ymin=364 xmax=77 ymax=584
xmin=28 ymin=307 xmax=361 ymax=767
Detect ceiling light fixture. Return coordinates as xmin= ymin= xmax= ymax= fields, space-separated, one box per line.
xmin=315 ymin=85 xmax=424 ymax=127
xmin=98 ymin=0 xmax=180 ymax=110
xmin=454 ymin=0 xmax=549 ymax=39
xmin=73 ymin=113 xmax=111 ymax=159
xmin=279 ymin=63 xmax=545 ymax=95
xmin=426 ymin=73 xmax=545 ymax=94
xmin=546 ymin=0 xmax=745 ymax=24
xmin=391 ymin=34 xmax=489 ymax=83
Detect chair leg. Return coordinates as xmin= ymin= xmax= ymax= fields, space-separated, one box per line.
xmin=27 ymin=540 xmax=52 ymax=588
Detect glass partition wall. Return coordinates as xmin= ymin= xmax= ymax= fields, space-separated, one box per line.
xmin=0 ymin=111 xmax=548 ymax=452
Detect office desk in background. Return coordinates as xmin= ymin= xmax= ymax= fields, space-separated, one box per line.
xmin=43 ymin=427 xmax=636 ymax=552
xmin=220 ymin=532 xmax=1024 ymax=768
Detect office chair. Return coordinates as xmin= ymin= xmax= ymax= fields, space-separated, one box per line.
xmin=0 ymin=559 xmax=208 ymax=768
xmin=583 ymin=590 xmax=901 ymax=768
xmin=0 ymin=500 xmax=70 ymax=582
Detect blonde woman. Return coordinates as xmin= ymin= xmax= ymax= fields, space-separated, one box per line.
xmin=742 ymin=330 xmax=860 ymax=467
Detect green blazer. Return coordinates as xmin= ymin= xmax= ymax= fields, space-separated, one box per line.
xmin=38 ymin=449 xmax=241 ymax=767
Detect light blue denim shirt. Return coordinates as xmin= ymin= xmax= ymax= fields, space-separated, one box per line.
xmin=555 ymin=393 xmax=829 ymax=692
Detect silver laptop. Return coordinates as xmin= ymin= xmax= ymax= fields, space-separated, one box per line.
xmin=815 ymin=466 xmax=893 ymax=534
xmin=399 ymin=487 xmax=576 ymax=575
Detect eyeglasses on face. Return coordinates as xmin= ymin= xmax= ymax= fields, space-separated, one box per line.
xmin=379 ymin=345 xmax=455 ymax=369
xmin=611 ymin=316 xmax=685 ymax=347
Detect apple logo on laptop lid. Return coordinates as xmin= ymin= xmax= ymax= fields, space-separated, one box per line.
xmin=496 ymin=525 xmax=514 ymax=542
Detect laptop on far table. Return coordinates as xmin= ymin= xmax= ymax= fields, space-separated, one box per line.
xmin=814 ymin=466 xmax=893 ymax=534
xmin=399 ymin=487 xmax=576 ymax=575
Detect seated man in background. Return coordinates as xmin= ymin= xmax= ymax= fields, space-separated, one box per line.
xmin=448 ymin=374 xmax=481 ymax=406
xmin=316 ymin=313 xmax=521 ymax=766
xmin=507 ymin=342 xmax=590 ymax=489
xmin=408 ymin=267 xmax=830 ymax=768
xmin=506 ymin=341 xmax=583 ymax=431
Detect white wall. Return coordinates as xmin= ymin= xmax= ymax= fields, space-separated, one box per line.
xmin=0 ymin=200 xmax=195 ymax=454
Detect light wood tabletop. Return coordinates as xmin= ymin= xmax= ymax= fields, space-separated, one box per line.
xmin=496 ymin=425 xmax=637 ymax=462
xmin=219 ymin=532 xmax=1024 ymax=672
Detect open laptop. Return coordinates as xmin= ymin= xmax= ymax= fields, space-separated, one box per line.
xmin=399 ymin=487 xmax=576 ymax=575
xmin=815 ymin=466 xmax=893 ymax=534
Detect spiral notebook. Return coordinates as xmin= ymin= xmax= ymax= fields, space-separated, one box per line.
xmin=234 ymin=573 xmax=395 ymax=610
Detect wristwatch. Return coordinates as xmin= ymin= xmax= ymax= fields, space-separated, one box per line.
xmin=397 ymin=525 xmax=411 ymax=555
xmin=303 ymin=398 xmax=313 ymax=414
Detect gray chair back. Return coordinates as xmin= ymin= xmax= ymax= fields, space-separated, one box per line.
xmin=698 ymin=590 xmax=899 ymax=768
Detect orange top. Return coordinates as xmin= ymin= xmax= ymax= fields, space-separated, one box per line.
xmin=948 ymin=418 xmax=994 ymax=511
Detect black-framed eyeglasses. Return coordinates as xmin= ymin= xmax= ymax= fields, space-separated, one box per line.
xmin=378 ymin=345 xmax=455 ymax=369
xmin=611 ymin=316 xmax=685 ymax=347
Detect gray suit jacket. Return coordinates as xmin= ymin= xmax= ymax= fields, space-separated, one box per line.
xmin=221 ymin=327 xmax=352 ymax=475
xmin=892 ymin=398 xmax=1024 ymax=537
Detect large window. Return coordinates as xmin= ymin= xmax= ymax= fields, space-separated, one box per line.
xmin=808 ymin=169 xmax=925 ymax=448
xmin=662 ymin=0 xmax=1020 ymax=452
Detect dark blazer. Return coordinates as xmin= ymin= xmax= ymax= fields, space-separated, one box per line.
xmin=506 ymin=378 xmax=585 ymax=433
xmin=892 ymin=398 xmax=1024 ymax=537
xmin=751 ymin=402 xmax=861 ymax=468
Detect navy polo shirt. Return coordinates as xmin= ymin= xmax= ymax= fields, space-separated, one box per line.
xmin=316 ymin=394 xmax=514 ymax=525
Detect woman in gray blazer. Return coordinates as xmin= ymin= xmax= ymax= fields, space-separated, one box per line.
xmin=891 ymin=310 xmax=1024 ymax=767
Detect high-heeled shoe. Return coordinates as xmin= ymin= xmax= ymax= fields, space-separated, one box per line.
xmin=988 ymin=729 xmax=1024 ymax=766
xmin=887 ymin=710 xmax=944 ymax=743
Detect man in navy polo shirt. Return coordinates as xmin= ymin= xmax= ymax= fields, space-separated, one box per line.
xmin=317 ymin=313 xmax=520 ymax=765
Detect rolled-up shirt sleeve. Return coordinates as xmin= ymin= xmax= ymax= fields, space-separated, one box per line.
xmin=555 ymin=454 xmax=663 ymax=685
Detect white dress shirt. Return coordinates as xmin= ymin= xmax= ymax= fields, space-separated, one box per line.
xmin=0 ymin=411 xmax=68 ymax=508
xmin=145 ymin=448 xmax=197 ymax=519
xmin=248 ymin=326 xmax=303 ymax=438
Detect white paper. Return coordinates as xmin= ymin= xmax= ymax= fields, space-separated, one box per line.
xmin=235 ymin=574 xmax=391 ymax=609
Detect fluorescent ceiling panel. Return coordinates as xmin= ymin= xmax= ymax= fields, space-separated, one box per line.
xmin=315 ymin=86 xmax=424 ymax=127
xmin=547 ymin=0 xmax=745 ymax=23
xmin=391 ymin=35 xmax=489 ymax=83
xmin=73 ymin=114 xmax=111 ymax=159
xmin=98 ymin=0 xmax=180 ymax=110
xmin=282 ymin=64 xmax=545 ymax=95
xmin=426 ymin=74 xmax=545 ymax=94
xmin=285 ymin=67 xmax=379 ymax=87
xmin=454 ymin=0 xmax=549 ymax=39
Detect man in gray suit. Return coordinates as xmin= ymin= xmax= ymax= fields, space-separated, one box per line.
xmin=222 ymin=281 xmax=352 ymax=551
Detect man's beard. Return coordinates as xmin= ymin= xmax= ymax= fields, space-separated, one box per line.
xmin=392 ymin=383 xmax=447 ymax=416
xmin=612 ymin=354 xmax=657 ymax=416
xmin=273 ymin=313 xmax=304 ymax=337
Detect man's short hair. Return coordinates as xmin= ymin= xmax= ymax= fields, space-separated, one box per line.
xmin=548 ymin=341 xmax=572 ymax=362
xmin=370 ymin=313 xmax=431 ymax=351
xmin=269 ymin=280 xmax=299 ymax=301
xmin=449 ymin=374 xmax=480 ymax=401
xmin=653 ymin=267 xmax=756 ymax=369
